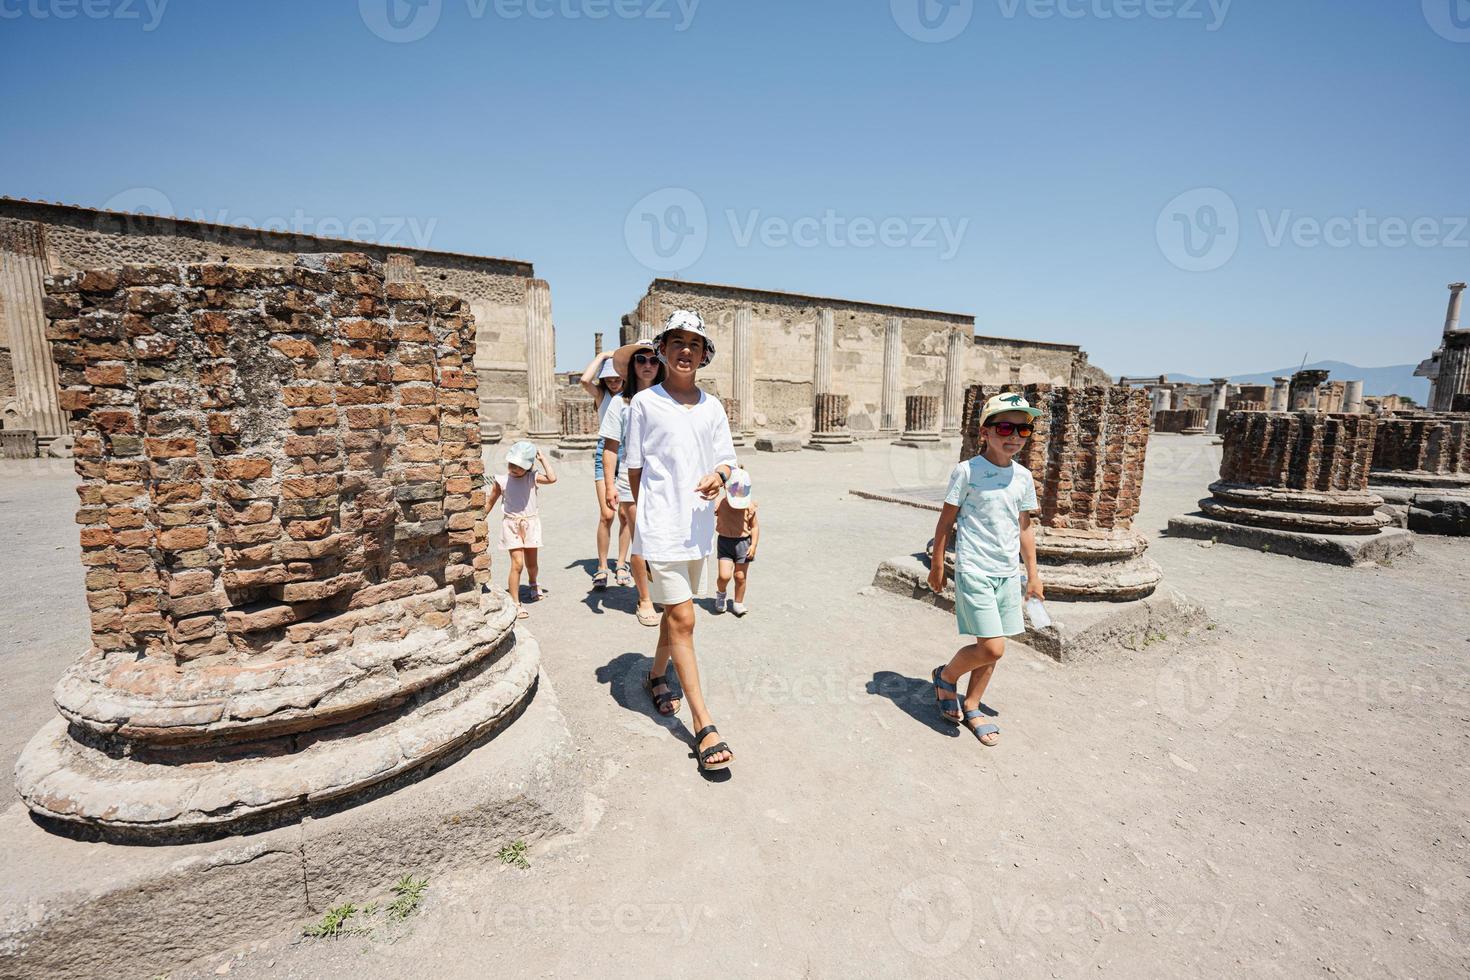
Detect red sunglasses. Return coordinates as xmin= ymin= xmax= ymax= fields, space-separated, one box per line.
xmin=985 ymin=420 xmax=1035 ymax=437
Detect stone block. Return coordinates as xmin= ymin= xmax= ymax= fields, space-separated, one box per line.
xmin=755 ymin=434 xmax=802 ymax=453
xmin=1165 ymin=512 xmax=1415 ymax=566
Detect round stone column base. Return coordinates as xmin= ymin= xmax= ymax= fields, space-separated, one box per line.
xmin=1202 ymin=481 xmax=1390 ymax=534
xmin=1033 ymin=528 xmax=1162 ymax=601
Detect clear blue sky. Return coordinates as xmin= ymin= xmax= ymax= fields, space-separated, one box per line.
xmin=1 ymin=0 xmax=1466 ymax=376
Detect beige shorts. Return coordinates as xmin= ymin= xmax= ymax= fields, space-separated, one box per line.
xmin=500 ymin=515 xmax=542 ymax=551
xmin=645 ymin=557 xmax=707 ymax=606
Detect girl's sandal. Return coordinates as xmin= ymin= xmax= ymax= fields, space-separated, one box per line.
xmin=515 ymin=606 xmax=529 ymax=620
xmin=694 ymin=725 xmax=733 ymax=772
xmin=615 ymin=564 xmax=635 ymax=588
xmin=592 ymin=569 xmax=609 ymax=590
xmin=963 ymin=708 xmax=1000 ymax=747
xmin=932 ymin=666 xmax=962 ymax=725
xmin=644 ymin=672 xmax=681 ymax=716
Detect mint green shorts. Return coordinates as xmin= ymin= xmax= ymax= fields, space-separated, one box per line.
xmin=955 ymin=571 xmax=1024 ymax=639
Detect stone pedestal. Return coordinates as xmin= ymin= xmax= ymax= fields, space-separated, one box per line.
xmin=893 ymin=394 xmax=943 ymax=447
xmin=15 ymin=254 xmax=549 ymax=842
xmin=1168 ymin=411 xmax=1413 ymax=564
xmin=808 ymin=391 xmax=858 ymax=451
xmin=552 ymin=397 xmax=600 ymax=457
xmin=723 ymin=397 xmax=747 ymax=449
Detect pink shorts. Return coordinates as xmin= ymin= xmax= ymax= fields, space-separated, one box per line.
xmin=499 ymin=515 xmax=542 ymax=551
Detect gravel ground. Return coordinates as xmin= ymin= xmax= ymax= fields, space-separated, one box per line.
xmin=3 ymin=435 xmax=1467 ymax=980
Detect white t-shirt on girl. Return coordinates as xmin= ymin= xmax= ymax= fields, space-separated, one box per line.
xmin=623 ymin=384 xmax=737 ymax=562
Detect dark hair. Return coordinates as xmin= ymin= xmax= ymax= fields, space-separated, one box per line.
xmin=622 ymin=348 xmax=665 ymax=401
xmin=597 ymin=376 xmax=622 ymax=400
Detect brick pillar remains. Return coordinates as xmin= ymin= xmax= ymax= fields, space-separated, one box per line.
xmin=14 ymin=254 xmax=537 ymax=840
xmin=1289 ymin=369 xmax=1329 ymax=411
xmin=1270 ymin=376 xmax=1291 ymax=412
xmin=880 ymin=316 xmax=902 ymax=433
xmin=556 ymin=397 xmax=600 ymax=452
xmin=723 ymin=397 xmax=747 ymax=449
xmin=1369 ymin=414 xmax=1470 ymax=492
xmin=942 ymin=328 xmax=965 ymax=434
xmin=1181 ymin=408 xmax=1208 ymax=435
xmin=1197 ymin=412 xmax=1389 ymax=534
xmin=525 ymin=278 xmax=558 ymax=440
xmin=733 ymin=305 xmax=755 ymax=436
xmin=808 ymin=392 xmax=856 ymax=450
xmin=960 ymin=384 xmax=1161 ymax=601
xmin=0 ymin=219 xmax=68 ymax=442
xmin=895 ymin=394 xmax=943 ymax=447
xmin=1206 ymin=378 xmax=1229 ymax=436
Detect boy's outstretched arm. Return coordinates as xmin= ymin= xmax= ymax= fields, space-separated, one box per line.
xmin=928 ymin=502 xmax=960 ymax=593
xmin=534 ymin=450 xmax=557 ymax=485
xmin=1020 ymin=510 xmax=1043 ymax=600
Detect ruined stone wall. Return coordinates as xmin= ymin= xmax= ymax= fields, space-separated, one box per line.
xmin=44 ymin=253 xmax=490 ymax=681
xmin=628 ymin=281 xmax=1091 ymax=433
xmin=1371 ymin=415 xmax=1470 ymax=475
xmin=1219 ymin=412 xmax=1375 ymax=492
xmin=0 ymin=199 xmax=539 ymax=436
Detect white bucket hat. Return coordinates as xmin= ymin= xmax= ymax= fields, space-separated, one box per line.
xmin=506 ymin=440 xmax=537 ymax=469
xmin=653 ymin=309 xmax=715 ymax=368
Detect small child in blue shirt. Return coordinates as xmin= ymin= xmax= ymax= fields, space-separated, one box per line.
xmin=927 ymin=393 xmax=1045 ymax=747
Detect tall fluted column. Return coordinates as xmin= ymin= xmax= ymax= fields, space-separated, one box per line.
xmin=733 ymin=305 xmax=755 ymax=435
xmin=943 ymin=327 xmax=965 ymax=434
xmin=1270 ymin=376 xmax=1291 ymax=412
xmin=1205 ymin=378 xmax=1230 ymax=436
xmin=813 ymin=308 xmax=834 ymax=395
xmin=1444 ymin=282 xmax=1466 ymax=334
xmin=525 ymin=279 xmax=558 ymax=439
xmin=880 ymin=317 xmax=902 ymax=432
xmin=1342 ymin=380 xmax=1364 ymax=414
xmin=0 ymin=220 xmax=67 ymax=440
xmin=1434 ymin=332 xmax=1470 ymax=413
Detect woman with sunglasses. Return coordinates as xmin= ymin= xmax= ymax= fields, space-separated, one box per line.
xmin=926 ymin=393 xmax=1045 ymax=748
xmin=578 ymin=350 xmax=629 ymax=591
xmin=597 ymin=340 xmax=665 ymax=627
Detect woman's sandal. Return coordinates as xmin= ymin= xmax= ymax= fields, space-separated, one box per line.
xmin=963 ymin=708 xmax=1000 ymax=747
xmin=615 ymin=563 xmax=635 ymax=588
xmin=592 ymin=568 xmax=609 ymax=590
xmin=932 ymin=666 xmax=962 ymax=725
xmin=644 ymin=672 xmax=681 ymax=716
xmin=636 ymin=605 xmax=660 ymax=627
xmin=694 ymin=725 xmax=733 ymax=772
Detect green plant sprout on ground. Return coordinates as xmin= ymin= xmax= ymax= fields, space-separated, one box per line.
xmin=300 ymin=874 xmax=432 ymax=940
xmin=388 ymin=875 xmax=429 ymax=921
xmin=498 ymin=840 xmax=530 ymax=869
xmin=303 ymin=903 xmax=363 ymax=939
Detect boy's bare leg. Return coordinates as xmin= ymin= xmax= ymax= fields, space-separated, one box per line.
xmin=961 ymin=638 xmax=1005 ymax=745
xmin=661 ymin=600 xmax=730 ymax=765
xmin=716 ymin=558 xmax=734 ymax=595
xmin=935 ymin=638 xmax=1001 ymax=718
xmin=733 ymin=565 xmax=749 ymax=603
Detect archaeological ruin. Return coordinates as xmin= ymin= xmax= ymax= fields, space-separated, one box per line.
xmin=1369 ymin=413 xmax=1470 ymax=535
xmin=623 ymin=279 xmax=1110 ymax=437
xmin=13 ymin=253 xmax=542 ymax=839
xmin=0 ymin=198 xmax=552 ymax=452
xmin=1167 ymin=411 xmax=1415 ymax=565
xmin=1417 ymin=281 xmax=1469 ymax=413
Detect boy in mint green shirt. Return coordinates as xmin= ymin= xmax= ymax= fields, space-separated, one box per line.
xmin=927 ymin=393 xmax=1044 ymax=747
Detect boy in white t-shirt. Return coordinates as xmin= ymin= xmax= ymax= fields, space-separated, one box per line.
xmin=624 ymin=310 xmax=737 ymax=773
xmin=926 ymin=393 xmax=1044 ymax=748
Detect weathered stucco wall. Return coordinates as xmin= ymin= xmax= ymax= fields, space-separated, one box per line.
xmin=0 ymin=199 xmax=541 ymax=436
xmin=626 ymin=280 xmax=1102 ymax=432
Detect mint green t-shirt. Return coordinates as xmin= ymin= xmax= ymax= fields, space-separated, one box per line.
xmin=943 ymin=457 xmax=1039 ymax=578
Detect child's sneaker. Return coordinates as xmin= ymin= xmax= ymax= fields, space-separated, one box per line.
xmin=731 ymin=601 xmax=747 ymax=617
xmin=714 ymin=592 xmax=727 ymax=613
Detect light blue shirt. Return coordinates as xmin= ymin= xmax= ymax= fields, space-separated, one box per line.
xmin=943 ymin=457 xmax=1039 ymax=579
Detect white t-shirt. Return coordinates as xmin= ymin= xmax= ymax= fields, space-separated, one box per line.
xmin=943 ymin=457 xmax=1038 ymax=579
xmin=624 ymin=384 xmax=737 ymax=562
xmin=598 ymin=395 xmax=627 ymax=444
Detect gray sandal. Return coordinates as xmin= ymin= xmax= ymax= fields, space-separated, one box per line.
xmin=963 ymin=707 xmax=999 ymax=746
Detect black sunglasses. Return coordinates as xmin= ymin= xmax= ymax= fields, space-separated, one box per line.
xmin=985 ymin=420 xmax=1035 ymax=437
xmin=633 ymin=352 xmax=659 ymax=366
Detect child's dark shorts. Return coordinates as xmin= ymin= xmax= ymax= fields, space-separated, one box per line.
xmin=717 ymin=534 xmax=753 ymax=564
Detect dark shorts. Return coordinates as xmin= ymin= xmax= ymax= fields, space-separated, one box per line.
xmin=717 ymin=535 xmax=753 ymax=564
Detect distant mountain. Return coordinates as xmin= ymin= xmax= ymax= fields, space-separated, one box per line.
xmin=1162 ymin=360 xmax=1427 ymax=404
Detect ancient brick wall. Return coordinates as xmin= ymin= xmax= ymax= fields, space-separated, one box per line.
xmin=1371 ymin=414 xmax=1470 ymax=475
xmin=1218 ymin=411 xmax=1375 ymax=492
xmin=1153 ymin=408 xmax=1205 ymax=433
xmin=961 ymin=384 xmax=1150 ymax=532
xmin=45 ymin=253 xmax=490 ymax=670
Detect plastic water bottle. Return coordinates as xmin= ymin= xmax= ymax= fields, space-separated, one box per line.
xmin=1024 ymin=596 xmax=1052 ymax=630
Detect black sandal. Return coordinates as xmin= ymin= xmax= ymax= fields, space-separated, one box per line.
xmin=694 ymin=725 xmax=733 ymax=772
xmin=644 ymin=672 xmax=680 ymax=716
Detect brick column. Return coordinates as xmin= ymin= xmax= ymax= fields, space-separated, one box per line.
xmin=525 ymin=278 xmax=558 ymax=439
xmin=733 ymin=304 xmax=755 ymax=436
xmin=959 ymin=384 xmax=1161 ymax=600
xmin=894 ymin=394 xmax=942 ymax=447
xmin=808 ymin=392 xmax=857 ymax=450
xmin=15 ymin=253 xmax=537 ymax=841
xmin=1369 ymin=414 xmax=1470 ymax=493
xmin=880 ymin=316 xmax=902 ymax=433
xmin=0 ymin=219 xmax=68 ymax=441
